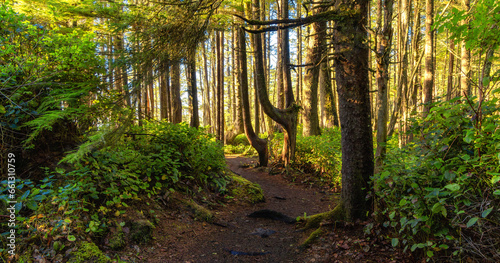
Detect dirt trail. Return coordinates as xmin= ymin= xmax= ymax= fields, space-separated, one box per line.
xmin=142 ymin=155 xmax=333 ymax=263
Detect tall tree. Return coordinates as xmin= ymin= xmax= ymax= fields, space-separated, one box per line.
xmin=216 ymin=30 xmax=225 ymax=142
xmin=171 ymin=61 xmax=182 ymax=124
xmin=302 ymin=1 xmax=325 ymax=137
xmin=237 ymin=26 xmax=268 ymax=166
xmin=375 ymin=0 xmax=394 ymax=171
xmin=250 ymin=0 xmax=299 ymax=167
xmin=422 ymin=0 xmax=434 ymax=116
xmin=187 ymin=48 xmax=200 ymax=128
xmin=333 ymin=0 xmax=374 ymax=221
xmin=460 ymin=0 xmax=471 ymax=96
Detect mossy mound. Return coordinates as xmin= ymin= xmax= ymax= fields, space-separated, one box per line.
xmin=183 ymin=199 xmax=214 ymax=222
xmin=68 ymin=241 xmax=111 ymax=263
xmin=130 ymin=219 xmax=154 ymax=244
xmin=228 ymin=172 xmax=265 ymax=204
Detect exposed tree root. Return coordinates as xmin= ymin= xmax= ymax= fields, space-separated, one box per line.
xmin=302 ymin=203 xmax=345 ymax=230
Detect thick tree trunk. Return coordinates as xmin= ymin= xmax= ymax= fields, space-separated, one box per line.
xmin=237 ymin=26 xmax=268 ymax=166
xmin=171 ymin=61 xmax=182 ymax=124
xmin=333 ymin=0 xmax=374 ymax=221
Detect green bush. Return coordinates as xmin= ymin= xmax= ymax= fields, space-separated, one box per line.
xmin=372 ymin=97 xmax=500 ymax=260
xmin=294 ymin=128 xmax=342 ymax=187
xmin=233 ymin=134 xmax=250 ymax=145
xmin=0 ymin=122 xmax=229 ymax=258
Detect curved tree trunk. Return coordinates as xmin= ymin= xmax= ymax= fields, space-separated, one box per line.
xmin=237 ymin=26 xmax=268 ymax=166
xmin=251 ymin=0 xmax=299 ymax=167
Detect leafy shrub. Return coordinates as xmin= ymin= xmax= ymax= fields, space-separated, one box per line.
xmin=0 ymin=122 xmax=229 ymax=258
xmin=233 ymin=134 xmax=250 ymax=145
xmin=269 ymin=127 xmax=342 ymax=189
xmin=372 ymin=97 xmax=500 ymax=261
xmin=294 ymin=128 xmax=342 ymax=188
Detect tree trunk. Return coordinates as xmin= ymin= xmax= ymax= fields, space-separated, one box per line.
xmin=160 ymin=61 xmax=168 ymax=120
xmin=322 ymin=60 xmax=339 ymax=127
xmin=217 ymin=31 xmax=225 ymax=143
xmin=333 ymin=0 xmax=374 ymax=221
xmin=460 ymin=0 xmax=471 ymax=96
xmin=202 ymin=42 xmax=211 ymax=127
xmin=422 ymin=0 xmax=434 ymax=116
xmin=375 ymin=0 xmax=393 ymax=171
xmin=251 ymin=0 xmax=299 ymax=167
xmin=187 ymin=49 xmax=200 ymax=128
xmin=302 ymin=2 xmax=325 ymax=137
xmin=237 ymin=26 xmax=268 ymax=166
xmin=171 ymin=61 xmax=182 ymax=124
xmin=446 ymin=39 xmax=455 ymax=100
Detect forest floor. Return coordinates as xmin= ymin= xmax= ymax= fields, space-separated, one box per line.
xmin=114 ymin=155 xmax=414 ymax=263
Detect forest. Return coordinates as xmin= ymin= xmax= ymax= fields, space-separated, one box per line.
xmin=0 ymin=0 xmax=499 ymax=262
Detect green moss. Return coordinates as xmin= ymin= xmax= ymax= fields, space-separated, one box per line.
xmin=301 ymin=227 xmax=324 ymax=247
xmin=109 ymin=224 xmax=125 ymax=250
xmin=303 ymin=204 xmax=345 ymax=230
xmin=130 ymin=219 xmax=154 ymax=244
xmin=229 ymin=172 xmax=265 ymax=204
xmin=68 ymin=241 xmax=111 ymax=263
xmin=184 ymin=200 xmax=214 ymax=222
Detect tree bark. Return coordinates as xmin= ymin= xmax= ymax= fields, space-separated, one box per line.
xmin=460 ymin=0 xmax=471 ymax=96
xmin=333 ymin=0 xmax=374 ymax=221
xmin=171 ymin=61 xmax=182 ymax=124
xmin=237 ymin=26 xmax=268 ymax=166
xmin=375 ymin=0 xmax=393 ymax=171
xmin=187 ymin=49 xmax=200 ymax=128
xmin=202 ymin=42 xmax=211 ymax=127
xmin=217 ymin=31 xmax=225 ymax=143
xmin=302 ymin=2 xmax=325 ymax=137
xmin=251 ymin=0 xmax=299 ymax=167
xmin=422 ymin=0 xmax=434 ymax=116
xmin=446 ymin=39 xmax=455 ymax=100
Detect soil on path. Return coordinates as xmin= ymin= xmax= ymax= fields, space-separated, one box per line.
xmin=140 ymin=155 xmax=335 ymax=263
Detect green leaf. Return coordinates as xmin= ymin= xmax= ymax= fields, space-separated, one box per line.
xmin=389 ymin=211 xmax=396 ymax=220
xmin=0 ymin=105 xmax=5 ymax=114
xmin=20 ymin=190 xmax=30 ymax=201
xmin=444 ymin=183 xmax=460 ymax=192
xmin=427 ymin=250 xmax=434 ymax=257
xmin=492 ymin=175 xmax=500 ymax=184
xmin=464 ymin=129 xmax=475 ymax=143
xmin=431 ymin=203 xmax=444 ymax=214
xmin=494 ymin=190 xmax=500 ymax=196
xmin=26 ymin=200 xmax=38 ymax=210
xmin=67 ymin=235 xmax=76 ymax=242
xmin=392 ymin=238 xmax=399 ymax=247
xmin=399 ymin=199 xmax=407 ymax=206
xmin=482 ymin=208 xmax=493 ymax=218
xmin=466 ymin=217 xmax=479 ymax=227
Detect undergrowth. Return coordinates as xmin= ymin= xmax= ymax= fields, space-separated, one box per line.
xmin=0 ymin=121 xmax=229 ymax=261
xmin=372 ymin=97 xmax=500 ymax=262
